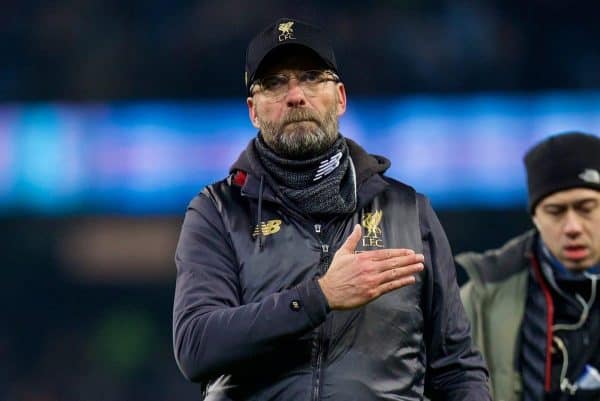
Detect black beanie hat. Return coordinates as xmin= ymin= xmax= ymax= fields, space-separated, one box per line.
xmin=524 ymin=131 xmax=600 ymax=213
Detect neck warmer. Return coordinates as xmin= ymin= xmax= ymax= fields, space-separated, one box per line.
xmin=540 ymin=242 xmax=600 ymax=280
xmin=253 ymin=134 xmax=356 ymax=215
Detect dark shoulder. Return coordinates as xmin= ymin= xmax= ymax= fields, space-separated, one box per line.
xmin=381 ymin=175 xmax=417 ymax=194
xmin=189 ymin=174 xmax=240 ymax=212
xmin=455 ymin=230 xmax=536 ymax=284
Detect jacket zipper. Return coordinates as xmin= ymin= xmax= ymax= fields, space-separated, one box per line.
xmin=241 ymin=179 xmax=351 ymax=399
xmin=312 ymin=223 xmax=332 ymax=401
xmin=243 ymin=185 xmax=335 ymax=400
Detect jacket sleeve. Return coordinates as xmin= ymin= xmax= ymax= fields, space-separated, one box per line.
xmin=457 ymin=254 xmax=481 ymax=340
xmin=459 ymin=280 xmax=480 ymax=342
xmin=418 ymin=196 xmax=492 ymax=401
xmin=172 ymin=193 xmax=330 ymax=382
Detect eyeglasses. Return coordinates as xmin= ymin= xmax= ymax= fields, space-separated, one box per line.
xmin=250 ymin=69 xmax=340 ymax=102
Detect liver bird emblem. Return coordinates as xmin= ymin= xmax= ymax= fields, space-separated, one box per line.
xmin=278 ymin=21 xmax=295 ymax=41
xmin=362 ymin=210 xmax=383 ymax=238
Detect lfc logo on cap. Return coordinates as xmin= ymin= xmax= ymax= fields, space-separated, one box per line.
xmin=278 ymin=21 xmax=295 ymax=42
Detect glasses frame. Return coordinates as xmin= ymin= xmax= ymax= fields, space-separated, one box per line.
xmin=250 ymin=69 xmax=340 ymax=101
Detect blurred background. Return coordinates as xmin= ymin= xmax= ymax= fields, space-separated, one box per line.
xmin=2 ymin=1 xmax=600 ymax=400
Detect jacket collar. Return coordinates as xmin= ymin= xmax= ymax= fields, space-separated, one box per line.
xmin=229 ymin=134 xmax=391 ymax=207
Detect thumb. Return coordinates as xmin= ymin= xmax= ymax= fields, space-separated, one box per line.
xmin=340 ymin=224 xmax=362 ymax=254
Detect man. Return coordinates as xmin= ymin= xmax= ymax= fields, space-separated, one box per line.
xmin=457 ymin=132 xmax=600 ymax=401
xmin=173 ymin=17 xmax=490 ymax=401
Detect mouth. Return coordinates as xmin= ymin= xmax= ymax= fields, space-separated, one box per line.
xmin=563 ymin=245 xmax=589 ymax=261
xmin=284 ymin=118 xmax=318 ymax=125
xmin=281 ymin=120 xmax=320 ymax=133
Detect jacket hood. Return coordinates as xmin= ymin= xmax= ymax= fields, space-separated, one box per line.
xmin=229 ymin=134 xmax=390 ymax=186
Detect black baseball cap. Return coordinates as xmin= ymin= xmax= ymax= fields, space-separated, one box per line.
xmin=245 ymin=18 xmax=339 ymax=95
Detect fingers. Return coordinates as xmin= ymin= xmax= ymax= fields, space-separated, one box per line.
xmin=376 ymin=253 xmax=424 ymax=271
xmin=365 ymin=270 xmax=421 ymax=300
xmin=362 ymin=258 xmax=422 ymax=296
xmin=339 ymin=224 xmax=362 ymax=254
xmin=367 ymin=247 xmax=415 ymax=260
xmin=371 ymin=262 xmax=423 ymax=296
xmin=357 ymin=251 xmax=424 ymax=271
xmin=377 ymin=275 xmax=418 ymax=295
xmin=379 ymin=262 xmax=424 ymax=283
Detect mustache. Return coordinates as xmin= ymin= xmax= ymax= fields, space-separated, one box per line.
xmin=281 ymin=109 xmax=321 ymax=125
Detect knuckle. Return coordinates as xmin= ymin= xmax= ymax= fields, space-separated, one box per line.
xmin=361 ymin=264 xmax=376 ymax=276
xmin=363 ymin=276 xmax=375 ymax=287
xmin=396 ymin=255 xmax=408 ymax=265
xmin=410 ymin=263 xmax=422 ymax=272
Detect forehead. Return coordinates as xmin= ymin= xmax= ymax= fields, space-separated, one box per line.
xmin=257 ymin=45 xmax=327 ymax=76
xmin=538 ymin=188 xmax=600 ymax=206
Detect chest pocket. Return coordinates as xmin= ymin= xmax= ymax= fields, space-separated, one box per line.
xmin=237 ymin=218 xmax=322 ymax=303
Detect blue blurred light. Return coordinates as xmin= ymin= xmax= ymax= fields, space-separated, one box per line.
xmin=0 ymin=92 xmax=599 ymax=215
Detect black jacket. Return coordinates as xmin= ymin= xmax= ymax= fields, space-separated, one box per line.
xmin=173 ymin=138 xmax=490 ymax=400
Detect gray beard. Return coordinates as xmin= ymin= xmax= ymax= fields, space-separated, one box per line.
xmin=259 ymin=107 xmax=339 ymax=159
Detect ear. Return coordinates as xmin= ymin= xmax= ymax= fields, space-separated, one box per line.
xmin=247 ymin=97 xmax=260 ymax=128
xmin=532 ymin=215 xmax=540 ymax=230
xmin=336 ymin=83 xmax=347 ymax=117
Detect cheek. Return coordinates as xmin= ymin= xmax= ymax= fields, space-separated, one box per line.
xmin=537 ymin=221 xmax=562 ymax=246
xmin=590 ymin=224 xmax=600 ymax=247
xmin=547 ymin=226 xmax=564 ymax=243
xmin=316 ymin=94 xmax=338 ymax=112
xmin=255 ymin=102 xmax=281 ymax=122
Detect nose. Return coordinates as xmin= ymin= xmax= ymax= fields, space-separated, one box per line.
xmin=284 ymin=78 xmax=307 ymax=107
xmin=564 ymin=210 xmax=583 ymax=238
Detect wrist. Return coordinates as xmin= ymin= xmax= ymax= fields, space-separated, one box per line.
xmin=317 ymin=276 xmax=333 ymax=309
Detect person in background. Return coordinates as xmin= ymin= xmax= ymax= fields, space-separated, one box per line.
xmin=457 ymin=132 xmax=600 ymax=401
xmin=173 ymin=17 xmax=491 ymax=401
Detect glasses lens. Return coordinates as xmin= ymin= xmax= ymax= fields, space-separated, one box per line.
xmin=256 ymin=70 xmax=335 ymax=101
xmin=299 ymin=70 xmax=324 ymax=85
xmin=261 ymin=75 xmax=288 ymax=92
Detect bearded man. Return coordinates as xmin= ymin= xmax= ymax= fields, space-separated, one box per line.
xmin=173 ymin=17 xmax=491 ymax=401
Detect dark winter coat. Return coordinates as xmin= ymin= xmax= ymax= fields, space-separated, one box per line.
xmin=173 ymin=138 xmax=490 ymax=401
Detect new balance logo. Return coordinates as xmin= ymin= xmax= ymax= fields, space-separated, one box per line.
xmin=252 ymin=219 xmax=282 ymax=237
xmin=579 ymin=168 xmax=600 ymax=184
xmin=313 ymin=152 xmax=343 ymax=181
